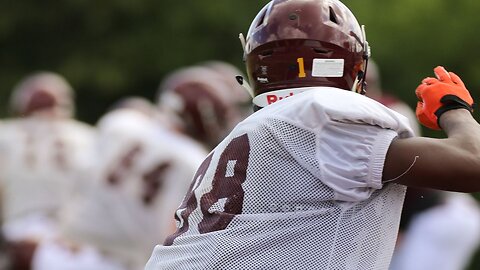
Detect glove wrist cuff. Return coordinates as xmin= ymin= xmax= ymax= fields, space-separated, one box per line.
xmin=434 ymin=94 xmax=474 ymax=129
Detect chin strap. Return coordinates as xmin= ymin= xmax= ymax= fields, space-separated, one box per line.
xmin=352 ymin=25 xmax=371 ymax=95
xmin=351 ymin=71 xmax=365 ymax=94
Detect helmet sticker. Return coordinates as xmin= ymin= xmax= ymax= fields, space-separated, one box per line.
xmin=297 ymin=58 xmax=307 ymax=78
xmin=257 ymin=77 xmax=269 ymax=84
xmin=260 ymin=66 xmax=268 ymax=75
xmin=312 ymin=59 xmax=344 ymax=78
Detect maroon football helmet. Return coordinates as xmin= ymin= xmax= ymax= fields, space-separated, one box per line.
xmin=242 ymin=0 xmax=370 ymax=98
xmin=158 ymin=66 xmax=245 ymax=149
xmin=9 ymin=72 xmax=74 ymax=118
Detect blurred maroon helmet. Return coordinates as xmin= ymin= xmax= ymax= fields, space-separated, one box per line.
xmin=158 ymin=66 xmax=244 ymax=148
xmin=9 ymin=72 xmax=74 ymax=118
xmin=202 ymin=60 xmax=253 ymax=118
xmin=242 ymin=0 xmax=370 ymax=101
xmin=202 ymin=61 xmax=251 ymax=104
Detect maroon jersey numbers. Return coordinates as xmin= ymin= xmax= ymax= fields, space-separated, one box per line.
xmin=165 ymin=134 xmax=250 ymax=245
xmin=106 ymin=142 xmax=171 ymax=206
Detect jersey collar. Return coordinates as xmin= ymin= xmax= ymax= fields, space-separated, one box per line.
xmin=253 ymin=87 xmax=341 ymax=108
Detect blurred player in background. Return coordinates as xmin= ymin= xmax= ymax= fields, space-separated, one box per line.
xmin=55 ymin=98 xmax=207 ymax=269
xmin=146 ymin=0 xmax=480 ymax=269
xmin=390 ymin=192 xmax=480 ymax=270
xmin=0 ymin=72 xmax=95 ymax=244
xmin=157 ymin=62 xmax=251 ymax=149
xmin=366 ymin=60 xmax=480 ymax=270
xmin=0 ymin=96 xmax=204 ymax=269
xmin=365 ymin=60 xmax=420 ymax=135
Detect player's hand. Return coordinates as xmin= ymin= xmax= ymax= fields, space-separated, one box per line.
xmin=415 ymin=66 xmax=474 ymax=130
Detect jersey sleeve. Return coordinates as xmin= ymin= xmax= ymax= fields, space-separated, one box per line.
xmin=316 ymin=120 xmax=399 ymax=202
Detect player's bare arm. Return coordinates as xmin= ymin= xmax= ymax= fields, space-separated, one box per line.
xmin=384 ymin=66 xmax=480 ymax=192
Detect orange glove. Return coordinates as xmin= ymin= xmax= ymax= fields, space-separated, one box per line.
xmin=415 ymin=66 xmax=474 ymax=130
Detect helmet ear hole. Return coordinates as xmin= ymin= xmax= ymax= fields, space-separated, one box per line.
xmin=255 ymin=9 xmax=267 ymax=28
xmin=260 ymin=49 xmax=274 ymax=57
xmin=313 ymin=48 xmax=330 ymax=54
xmin=329 ymin=7 xmax=339 ymax=24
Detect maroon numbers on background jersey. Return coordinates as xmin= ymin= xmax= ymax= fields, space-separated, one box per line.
xmin=53 ymin=139 xmax=69 ymax=171
xmin=23 ymin=132 xmax=37 ymax=168
xmin=107 ymin=144 xmax=143 ymax=185
xmin=165 ymin=134 xmax=250 ymax=246
xmin=142 ymin=162 xmax=171 ymax=205
xmin=106 ymin=142 xmax=171 ymax=206
xmin=22 ymin=130 xmax=70 ymax=172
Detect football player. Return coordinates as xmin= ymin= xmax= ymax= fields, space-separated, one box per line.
xmin=1 ymin=97 xmax=207 ymax=270
xmin=390 ymin=192 xmax=480 ymax=270
xmin=0 ymin=72 xmax=96 ymax=243
xmin=365 ymin=59 xmax=420 ymax=135
xmin=146 ymin=0 xmax=480 ymax=269
xmin=58 ymin=103 xmax=207 ymax=269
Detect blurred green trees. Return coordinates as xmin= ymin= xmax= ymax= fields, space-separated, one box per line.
xmin=2 ymin=0 xmax=480 ymax=127
xmin=2 ymin=0 xmax=480 ymax=128
xmin=0 ymin=0 xmax=266 ymax=122
xmin=346 ymin=0 xmax=480 ymax=137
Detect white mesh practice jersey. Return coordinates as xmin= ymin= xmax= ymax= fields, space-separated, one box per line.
xmin=145 ymin=87 xmax=414 ymax=270
xmin=0 ymin=117 xmax=95 ymax=241
xmin=61 ymin=110 xmax=207 ymax=269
